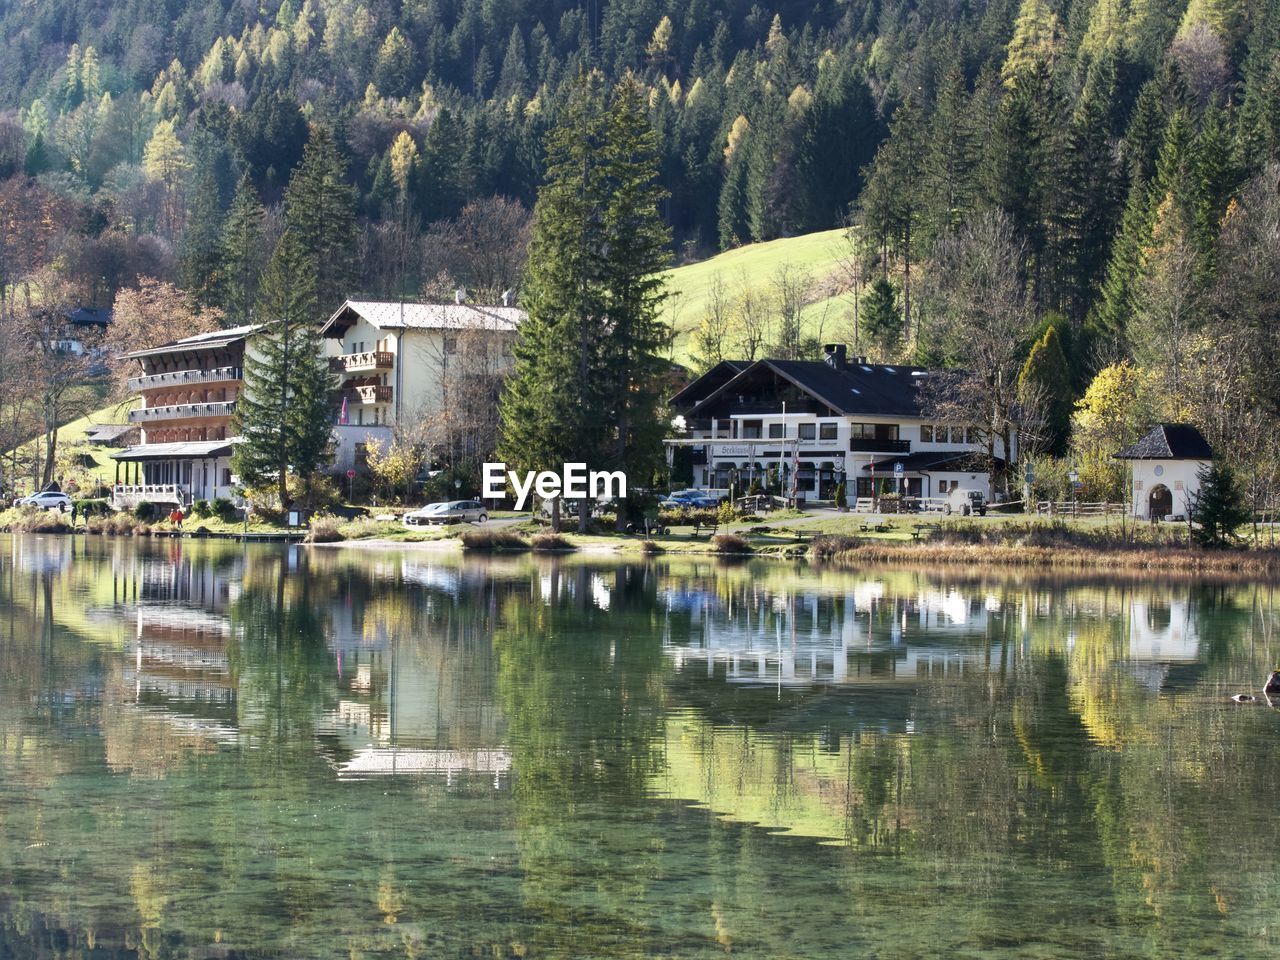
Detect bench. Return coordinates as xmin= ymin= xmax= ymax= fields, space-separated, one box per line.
xmin=911 ymin=523 xmax=940 ymax=541
xmin=692 ymin=520 xmax=719 ymax=538
xmin=792 ymin=528 xmax=818 ymax=543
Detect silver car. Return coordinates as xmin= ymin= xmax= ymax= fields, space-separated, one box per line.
xmin=13 ymin=490 xmax=72 ymax=512
xmin=403 ymin=500 xmax=488 ymax=526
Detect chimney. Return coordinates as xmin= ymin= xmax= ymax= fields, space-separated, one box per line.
xmin=501 ymin=289 xmax=514 ymax=307
xmin=454 ymin=287 xmax=466 ymax=305
xmin=823 ymin=343 xmax=848 ymax=370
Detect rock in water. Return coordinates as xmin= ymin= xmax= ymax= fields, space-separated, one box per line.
xmin=1266 ymin=671 xmax=1280 ymax=696
xmin=1232 ymin=694 xmax=1258 ymax=704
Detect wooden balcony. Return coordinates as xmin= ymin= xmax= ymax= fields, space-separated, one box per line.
xmin=330 ymin=351 xmax=394 ymax=374
xmin=128 ymin=366 xmax=241 ymax=392
xmin=342 ymin=385 xmax=393 ymax=404
xmin=128 ymin=401 xmax=236 ymax=423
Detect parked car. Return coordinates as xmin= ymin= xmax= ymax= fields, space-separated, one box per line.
xmin=943 ymin=488 xmax=987 ymax=517
xmin=661 ymin=489 xmax=723 ymax=508
xmin=13 ymin=490 xmax=72 ymax=512
xmin=403 ymin=500 xmax=488 ymax=526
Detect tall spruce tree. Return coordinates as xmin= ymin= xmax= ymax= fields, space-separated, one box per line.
xmin=497 ymin=71 xmax=670 ymax=532
xmin=498 ymin=73 xmax=613 ymax=533
xmin=231 ymin=231 xmax=336 ymax=509
xmin=860 ymin=275 xmax=901 ymax=360
xmin=219 ymin=175 xmax=266 ymax=328
xmin=283 ymin=124 xmax=358 ymax=317
xmin=600 ymin=74 xmax=673 ymax=529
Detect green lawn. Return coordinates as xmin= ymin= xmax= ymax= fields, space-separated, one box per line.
xmin=6 ymin=396 xmax=137 ymax=494
xmin=663 ymin=228 xmax=857 ymax=365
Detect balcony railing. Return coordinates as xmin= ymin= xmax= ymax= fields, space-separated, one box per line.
xmin=128 ymin=366 xmax=241 ymax=392
xmin=128 ymin=401 xmax=237 ymax=423
xmin=330 ymin=351 xmax=394 ymax=373
xmin=850 ymin=438 xmax=910 ymax=453
xmin=342 ymin=385 xmax=393 ymax=404
xmin=112 ymin=484 xmax=186 ymax=508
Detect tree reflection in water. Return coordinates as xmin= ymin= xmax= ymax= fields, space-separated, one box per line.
xmin=0 ymin=537 xmax=1277 ymax=957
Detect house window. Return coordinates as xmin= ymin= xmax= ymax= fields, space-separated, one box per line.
xmin=921 ymin=425 xmax=934 ymax=442
xmin=798 ymin=423 xmax=816 ymax=440
xmin=357 ymin=408 xmax=364 ymax=426
xmin=768 ymin=423 xmax=784 ymax=439
xmin=819 ymin=423 xmax=837 ymax=441
xmin=742 ymin=419 xmax=762 ymax=440
xmin=444 ymin=336 xmax=458 ymax=355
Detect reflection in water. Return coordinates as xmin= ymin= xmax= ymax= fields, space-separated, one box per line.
xmin=1 ymin=536 xmax=1279 ymax=957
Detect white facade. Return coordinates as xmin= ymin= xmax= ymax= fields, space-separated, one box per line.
xmin=1129 ymin=459 xmax=1207 ymax=520
xmin=685 ymin=413 xmax=999 ymax=502
xmin=322 ymin=301 xmax=523 ymax=470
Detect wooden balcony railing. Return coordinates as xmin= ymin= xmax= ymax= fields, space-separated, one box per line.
xmin=342 ymin=385 xmax=393 ymax=404
xmin=330 ymin=351 xmax=394 ymax=373
xmin=128 ymin=366 xmax=241 ymax=392
xmin=128 ymin=401 xmax=237 ymax=423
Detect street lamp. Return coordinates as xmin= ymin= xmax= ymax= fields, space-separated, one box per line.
xmin=1068 ymin=469 xmax=1079 ymax=516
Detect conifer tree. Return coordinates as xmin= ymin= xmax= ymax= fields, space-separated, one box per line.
xmin=498 ymin=73 xmax=612 ymax=532
xmin=1017 ymin=324 xmax=1072 ymax=455
xmin=1190 ymin=460 xmax=1249 ymax=547
xmin=231 ymin=231 xmax=336 ymax=509
xmin=860 ymin=275 xmax=901 ymax=360
xmin=219 ymin=175 xmax=266 ymax=328
xmin=599 ymin=74 xmax=673 ymax=527
xmin=498 ymin=72 xmax=670 ymax=532
xmin=283 ymin=124 xmax=357 ymax=317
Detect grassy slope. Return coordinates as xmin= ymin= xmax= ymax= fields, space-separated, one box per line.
xmin=8 ymin=398 xmax=138 ymax=492
xmin=662 ymin=228 xmax=857 ymax=366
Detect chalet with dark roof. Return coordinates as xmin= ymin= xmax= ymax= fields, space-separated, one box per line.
xmin=1114 ymin=424 xmax=1213 ymax=520
xmin=668 ymin=344 xmax=1010 ymax=503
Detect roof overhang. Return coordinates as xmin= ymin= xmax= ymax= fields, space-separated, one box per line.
xmin=110 ymin=440 xmax=236 ymax=461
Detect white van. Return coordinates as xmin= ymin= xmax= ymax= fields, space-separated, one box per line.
xmin=944 ymin=488 xmax=986 ymax=516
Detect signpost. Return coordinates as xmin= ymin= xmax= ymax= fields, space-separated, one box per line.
xmin=346 ymin=468 xmax=356 ymax=503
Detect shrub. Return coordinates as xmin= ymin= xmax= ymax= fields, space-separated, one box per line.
xmin=306 ymin=514 xmax=346 ymax=543
xmin=639 ymin=539 xmax=664 ymax=555
xmin=531 ymin=532 xmax=575 ymax=552
xmin=74 ymin=498 xmax=111 ymax=517
xmin=210 ymin=498 xmax=237 ymax=521
xmin=85 ymin=513 xmax=147 ymax=536
xmin=711 ymin=532 xmax=751 ymax=553
xmin=134 ymin=500 xmax=155 ymax=521
xmin=460 ymin=528 xmax=530 ymax=551
xmin=716 ymin=500 xmax=736 ymax=525
xmin=190 ymin=500 xmax=211 ymax=518
xmin=833 ymin=481 xmax=847 ymax=509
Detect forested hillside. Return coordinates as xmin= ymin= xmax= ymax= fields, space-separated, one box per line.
xmin=3 ymin=0 xmax=1280 ymax=502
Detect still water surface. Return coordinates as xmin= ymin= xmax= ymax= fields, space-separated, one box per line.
xmin=1 ymin=534 xmax=1279 ymax=958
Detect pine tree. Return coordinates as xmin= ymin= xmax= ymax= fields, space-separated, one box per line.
xmin=231 ymin=231 xmax=336 ymax=509
xmin=181 ymin=147 xmax=227 ymax=308
xmin=283 ymin=124 xmax=358 ymax=318
xmin=1017 ymin=324 xmax=1072 ymax=455
xmin=599 ymin=74 xmax=673 ymax=528
xmin=923 ymin=65 xmax=979 ymax=242
xmin=499 ymin=72 xmax=671 ymax=532
xmin=219 ymin=175 xmax=266 ymax=328
xmin=860 ymin=275 xmax=901 ymax=360
xmin=498 ymin=73 xmax=613 ymax=532
xmin=1190 ymin=460 xmax=1249 ymax=547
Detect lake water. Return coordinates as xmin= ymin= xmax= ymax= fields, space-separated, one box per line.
xmin=1 ymin=534 xmax=1278 ymax=958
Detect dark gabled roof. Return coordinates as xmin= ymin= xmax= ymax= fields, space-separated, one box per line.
xmin=682 ymin=358 xmax=932 ymax=419
xmin=65 ymin=306 xmax=112 ymax=328
xmin=1113 ymin=424 xmax=1213 ymax=460
xmin=668 ymin=360 xmax=749 ymax=408
xmin=861 ymin=450 xmax=999 ymax=473
xmin=119 ymin=324 xmax=259 ymax=360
